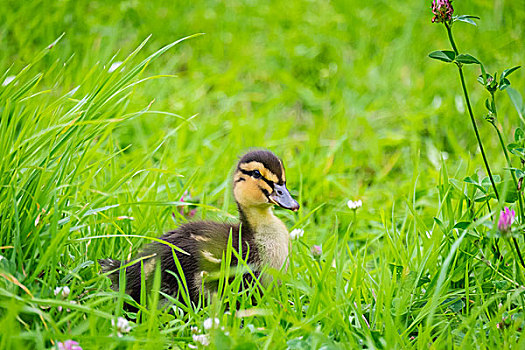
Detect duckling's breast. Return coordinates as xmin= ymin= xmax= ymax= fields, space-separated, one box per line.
xmin=252 ymin=216 xmax=290 ymax=273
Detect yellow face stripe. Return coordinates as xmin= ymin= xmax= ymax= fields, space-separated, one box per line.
xmin=278 ymin=158 xmax=286 ymax=183
xmin=257 ymin=180 xmax=273 ymax=194
xmin=239 ymin=161 xmax=279 ymax=183
xmin=234 ymin=172 xmax=245 ymax=183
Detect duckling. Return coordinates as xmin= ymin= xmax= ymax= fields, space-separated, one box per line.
xmin=99 ymin=150 xmax=299 ymax=308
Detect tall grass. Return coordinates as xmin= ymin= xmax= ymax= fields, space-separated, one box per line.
xmin=1 ymin=0 xmax=525 ymax=348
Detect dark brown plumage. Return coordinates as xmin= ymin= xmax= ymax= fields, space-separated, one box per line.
xmin=99 ymin=150 xmax=299 ymax=310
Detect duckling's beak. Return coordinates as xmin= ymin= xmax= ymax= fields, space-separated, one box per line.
xmin=269 ymin=184 xmax=300 ymax=212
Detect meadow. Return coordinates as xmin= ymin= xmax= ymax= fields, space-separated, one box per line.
xmin=1 ymin=0 xmax=525 ymax=348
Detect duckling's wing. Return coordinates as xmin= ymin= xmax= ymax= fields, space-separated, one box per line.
xmin=99 ymin=221 xmax=257 ymax=308
xmin=156 ymin=222 xmax=237 ymax=297
xmin=157 ymin=221 xmax=259 ymax=300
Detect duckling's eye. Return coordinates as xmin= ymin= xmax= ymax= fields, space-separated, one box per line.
xmin=252 ymin=170 xmax=262 ymax=179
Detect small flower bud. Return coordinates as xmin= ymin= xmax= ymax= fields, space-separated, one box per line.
xmin=497 ymin=207 xmax=515 ymax=234
xmin=57 ymin=340 xmax=82 ymax=350
xmin=311 ymin=245 xmax=322 ymax=259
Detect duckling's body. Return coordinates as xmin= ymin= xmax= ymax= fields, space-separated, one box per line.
xmin=99 ymin=150 xmax=299 ymax=308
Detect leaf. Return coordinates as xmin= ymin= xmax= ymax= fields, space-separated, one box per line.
xmin=492 ymin=280 xmax=509 ymax=289
xmin=499 ymin=78 xmax=511 ymax=91
xmin=485 ymin=174 xmax=501 ymax=184
xmin=480 ymin=175 xmax=502 ymax=197
xmin=463 ymin=176 xmax=478 ymax=184
xmin=464 ymin=176 xmax=485 ymax=192
xmin=455 ymin=54 xmax=480 ymax=65
xmin=479 ymin=64 xmax=489 ymax=86
xmin=485 ymin=98 xmax=492 ymax=112
xmin=477 ymin=75 xmax=485 ymax=85
xmin=448 ymin=298 xmax=465 ymax=313
xmin=434 ymin=217 xmax=446 ymax=232
xmin=454 ymin=15 xmax=480 ymax=26
xmin=429 ymin=50 xmax=456 ymax=63
xmin=474 ymin=193 xmax=491 ymax=202
xmin=501 ymin=66 xmax=521 ymax=80
xmin=496 ymin=180 xmax=520 ymax=203
xmin=509 ymin=147 xmax=525 ymax=158
xmin=514 ymin=128 xmax=524 ymax=142
xmin=417 ymin=276 xmax=431 ymax=287
xmin=453 ymin=222 xmax=471 ymax=230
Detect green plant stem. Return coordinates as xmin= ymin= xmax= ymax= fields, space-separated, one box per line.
xmin=490 ymin=93 xmax=525 ymax=223
xmin=489 ymin=100 xmax=525 ymax=269
xmin=444 ymin=22 xmax=525 ymax=269
xmin=445 ymin=22 xmax=459 ymax=54
xmin=504 ymin=238 xmax=525 ymax=284
xmin=445 ymin=23 xmax=500 ymax=201
xmin=490 ymin=104 xmax=524 ymax=222
xmin=486 ymin=201 xmax=503 ymax=262
xmin=459 ymin=69 xmax=500 ymax=199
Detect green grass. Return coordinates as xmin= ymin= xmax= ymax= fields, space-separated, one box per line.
xmin=1 ymin=0 xmax=525 ymax=348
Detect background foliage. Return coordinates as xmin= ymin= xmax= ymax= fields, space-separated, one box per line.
xmin=1 ymin=0 xmax=525 ymax=348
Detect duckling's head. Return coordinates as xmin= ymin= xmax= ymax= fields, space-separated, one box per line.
xmin=233 ymin=150 xmax=299 ymax=212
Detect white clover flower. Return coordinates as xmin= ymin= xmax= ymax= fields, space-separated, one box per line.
xmin=112 ymin=317 xmax=131 ymax=337
xmin=2 ymin=75 xmax=15 ymax=86
xmin=290 ymin=228 xmax=304 ymax=240
xmin=203 ymin=317 xmax=220 ymax=330
xmin=192 ymin=334 xmax=210 ymax=346
xmin=54 ymin=286 xmax=70 ymax=299
xmin=347 ymin=199 xmax=362 ymax=210
xmin=108 ymin=61 xmax=123 ymax=73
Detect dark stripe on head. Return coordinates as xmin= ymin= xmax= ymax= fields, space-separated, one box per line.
xmin=239 ymin=168 xmax=275 ymax=190
xmin=259 ymin=186 xmax=270 ymax=197
xmin=238 ymin=150 xmax=285 ymax=184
